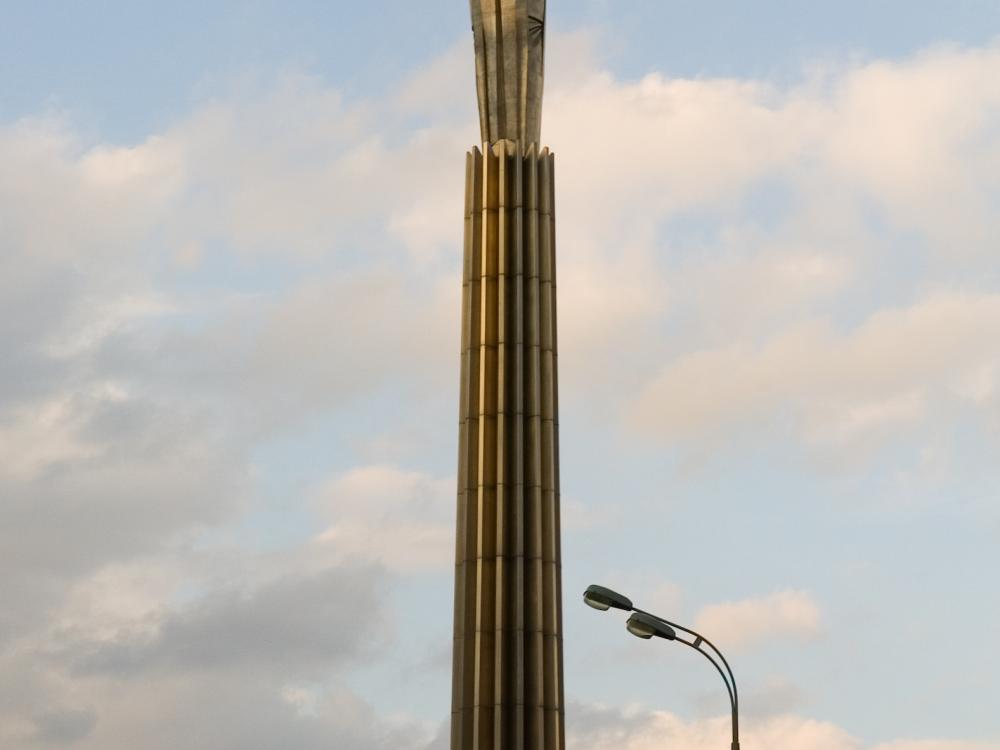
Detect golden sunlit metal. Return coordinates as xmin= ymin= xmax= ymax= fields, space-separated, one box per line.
xmin=450 ymin=4 xmax=565 ymax=750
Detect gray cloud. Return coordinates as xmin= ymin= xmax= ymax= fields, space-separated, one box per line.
xmin=0 ymin=564 xmax=399 ymax=749
xmin=70 ymin=566 xmax=386 ymax=677
xmin=0 ymin=398 xmax=248 ymax=651
xmin=32 ymin=708 xmax=98 ymax=746
xmin=0 ymin=84 xmax=453 ymax=749
xmin=25 ymin=677 xmax=432 ymax=750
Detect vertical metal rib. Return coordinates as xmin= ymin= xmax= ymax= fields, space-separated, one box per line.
xmin=452 ymin=142 xmax=562 ymax=750
xmin=538 ymin=148 xmax=563 ymax=750
xmin=523 ymin=142 xmax=544 ymax=750
xmin=493 ymin=139 xmax=511 ymax=750
xmin=454 ymin=146 xmax=484 ymax=750
xmin=510 ymin=141 xmax=527 ymax=750
xmin=549 ymin=150 xmax=565 ymax=750
xmin=474 ymin=142 xmax=500 ymax=750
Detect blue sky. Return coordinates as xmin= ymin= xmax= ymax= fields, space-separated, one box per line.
xmin=1 ymin=3 xmax=999 ymax=749
xmin=6 ymin=1 xmax=1000 ymax=139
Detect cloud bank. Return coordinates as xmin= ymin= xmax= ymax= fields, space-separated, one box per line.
xmin=1 ymin=28 xmax=998 ymax=749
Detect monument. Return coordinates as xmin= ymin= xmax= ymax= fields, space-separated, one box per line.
xmin=450 ymin=2 xmax=565 ymax=749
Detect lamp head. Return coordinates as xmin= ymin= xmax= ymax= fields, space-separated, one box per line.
xmin=626 ymin=612 xmax=677 ymax=641
xmin=583 ymin=584 xmax=633 ymax=612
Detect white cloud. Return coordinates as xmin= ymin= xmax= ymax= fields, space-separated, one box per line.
xmin=545 ymin=42 xmax=1000 ymax=258
xmin=568 ymin=704 xmax=857 ymax=750
xmin=0 ymin=119 xmax=183 ymax=264
xmin=0 ymin=396 xmax=99 ymax=482
xmin=0 ymin=66 xmax=469 ymax=750
xmin=535 ymin=43 xmax=1000 ymax=471
xmin=693 ymin=591 xmax=822 ymax=652
xmin=873 ymin=743 xmax=1000 ymax=750
xmin=313 ymin=465 xmax=454 ymax=572
xmin=48 ymin=559 xmax=182 ymax=644
xmin=825 ymin=46 xmax=1000 ymax=253
xmin=568 ymin=703 xmax=1000 ymax=750
xmin=629 ymin=292 xmax=1000 ymax=451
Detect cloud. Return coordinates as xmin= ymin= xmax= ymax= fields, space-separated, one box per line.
xmin=825 ymin=46 xmax=1000 ymax=253
xmin=873 ymin=743 xmax=1000 ymax=750
xmin=693 ymin=590 xmax=822 ymax=652
xmin=739 ymin=676 xmax=808 ymax=719
xmin=0 ymin=557 xmax=406 ymax=750
xmin=128 ymin=269 xmax=459 ymax=431
xmin=0 ymin=394 xmax=248 ymax=653
xmin=646 ymin=582 xmax=683 ymax=617
xmin=30 ymin=708 xmax=98 ymax=746
xmin=567 ymin=703 xmax=1000 ymax=750
xmin=9 ymin=677 xmax=435 ymax=750
xmin=568 ymin=703 xmax=857 ymax=750
xmin=1 ymin=23 xmax=999 ymax=750
xmin=69 ymin=566 xmax=386 ymax=677
xmin=628 ymin=292 xmax=1000 ymax=452
xmin=313 ymin=465 xmax=454 ymax=572
xmin=0 ymin=90 xmax=454 ymax=750
xmin=545 ymin=42 xmax=1000 ymax=256
xmin=513 ymin=41 xmax=1000 ymax=479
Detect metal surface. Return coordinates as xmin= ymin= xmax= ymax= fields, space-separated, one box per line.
xmin=452 ymin=5 xmax=562 ymax=748
xmin=583 ymin=584 xmax=634 ymax=612
xmin=470 ymin=0 xmax=546 ymax=145
xmin=451 ymin=139 xmax=564 ymax=750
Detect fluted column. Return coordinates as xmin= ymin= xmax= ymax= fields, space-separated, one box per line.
xmin=452 ymin=139 xmax=563 ymax=750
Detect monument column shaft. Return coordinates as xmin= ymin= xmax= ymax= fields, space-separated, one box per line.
xmin=452 ymin=139 xmax=564 ymax=750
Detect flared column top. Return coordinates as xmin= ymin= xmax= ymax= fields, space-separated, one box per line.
xmin=470 ymin=0 xmax=546 ymax=146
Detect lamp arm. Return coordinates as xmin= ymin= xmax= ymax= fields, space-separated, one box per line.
xmin=634 ymin=608 xmax=739 ymax=712
xmin=635 ymin=608 xmax=740 ymax=750
xmin=675 ymin=636 xmax=736 ymax=712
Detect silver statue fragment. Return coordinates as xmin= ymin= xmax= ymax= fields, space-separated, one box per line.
xmin=470 ymin=0 xmax=546 ymax=145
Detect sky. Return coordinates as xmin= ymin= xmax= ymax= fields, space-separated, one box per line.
xmin=2 ymin=2 xmax=999 ymax=748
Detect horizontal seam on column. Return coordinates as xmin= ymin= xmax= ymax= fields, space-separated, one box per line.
xmin=468 ymin=701 xmax=564 ymax=709
xmin=455 ymin=556 xmax=559 ymax=562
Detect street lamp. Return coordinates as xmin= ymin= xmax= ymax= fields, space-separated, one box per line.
xmin=582 ymin=584 xmax=633 ymax=612
xmin=582 ymin=584 xmax=741 ymax=750
xmin=625 ymin=611 xmax=676 ymax=640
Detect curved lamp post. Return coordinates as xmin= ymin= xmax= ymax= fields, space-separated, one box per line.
xmin=583 ymin=584 xmax=740 ymax=750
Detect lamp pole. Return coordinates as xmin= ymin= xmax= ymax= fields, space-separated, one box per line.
xmin=583 ymin=585 xmax=740 ymax=750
